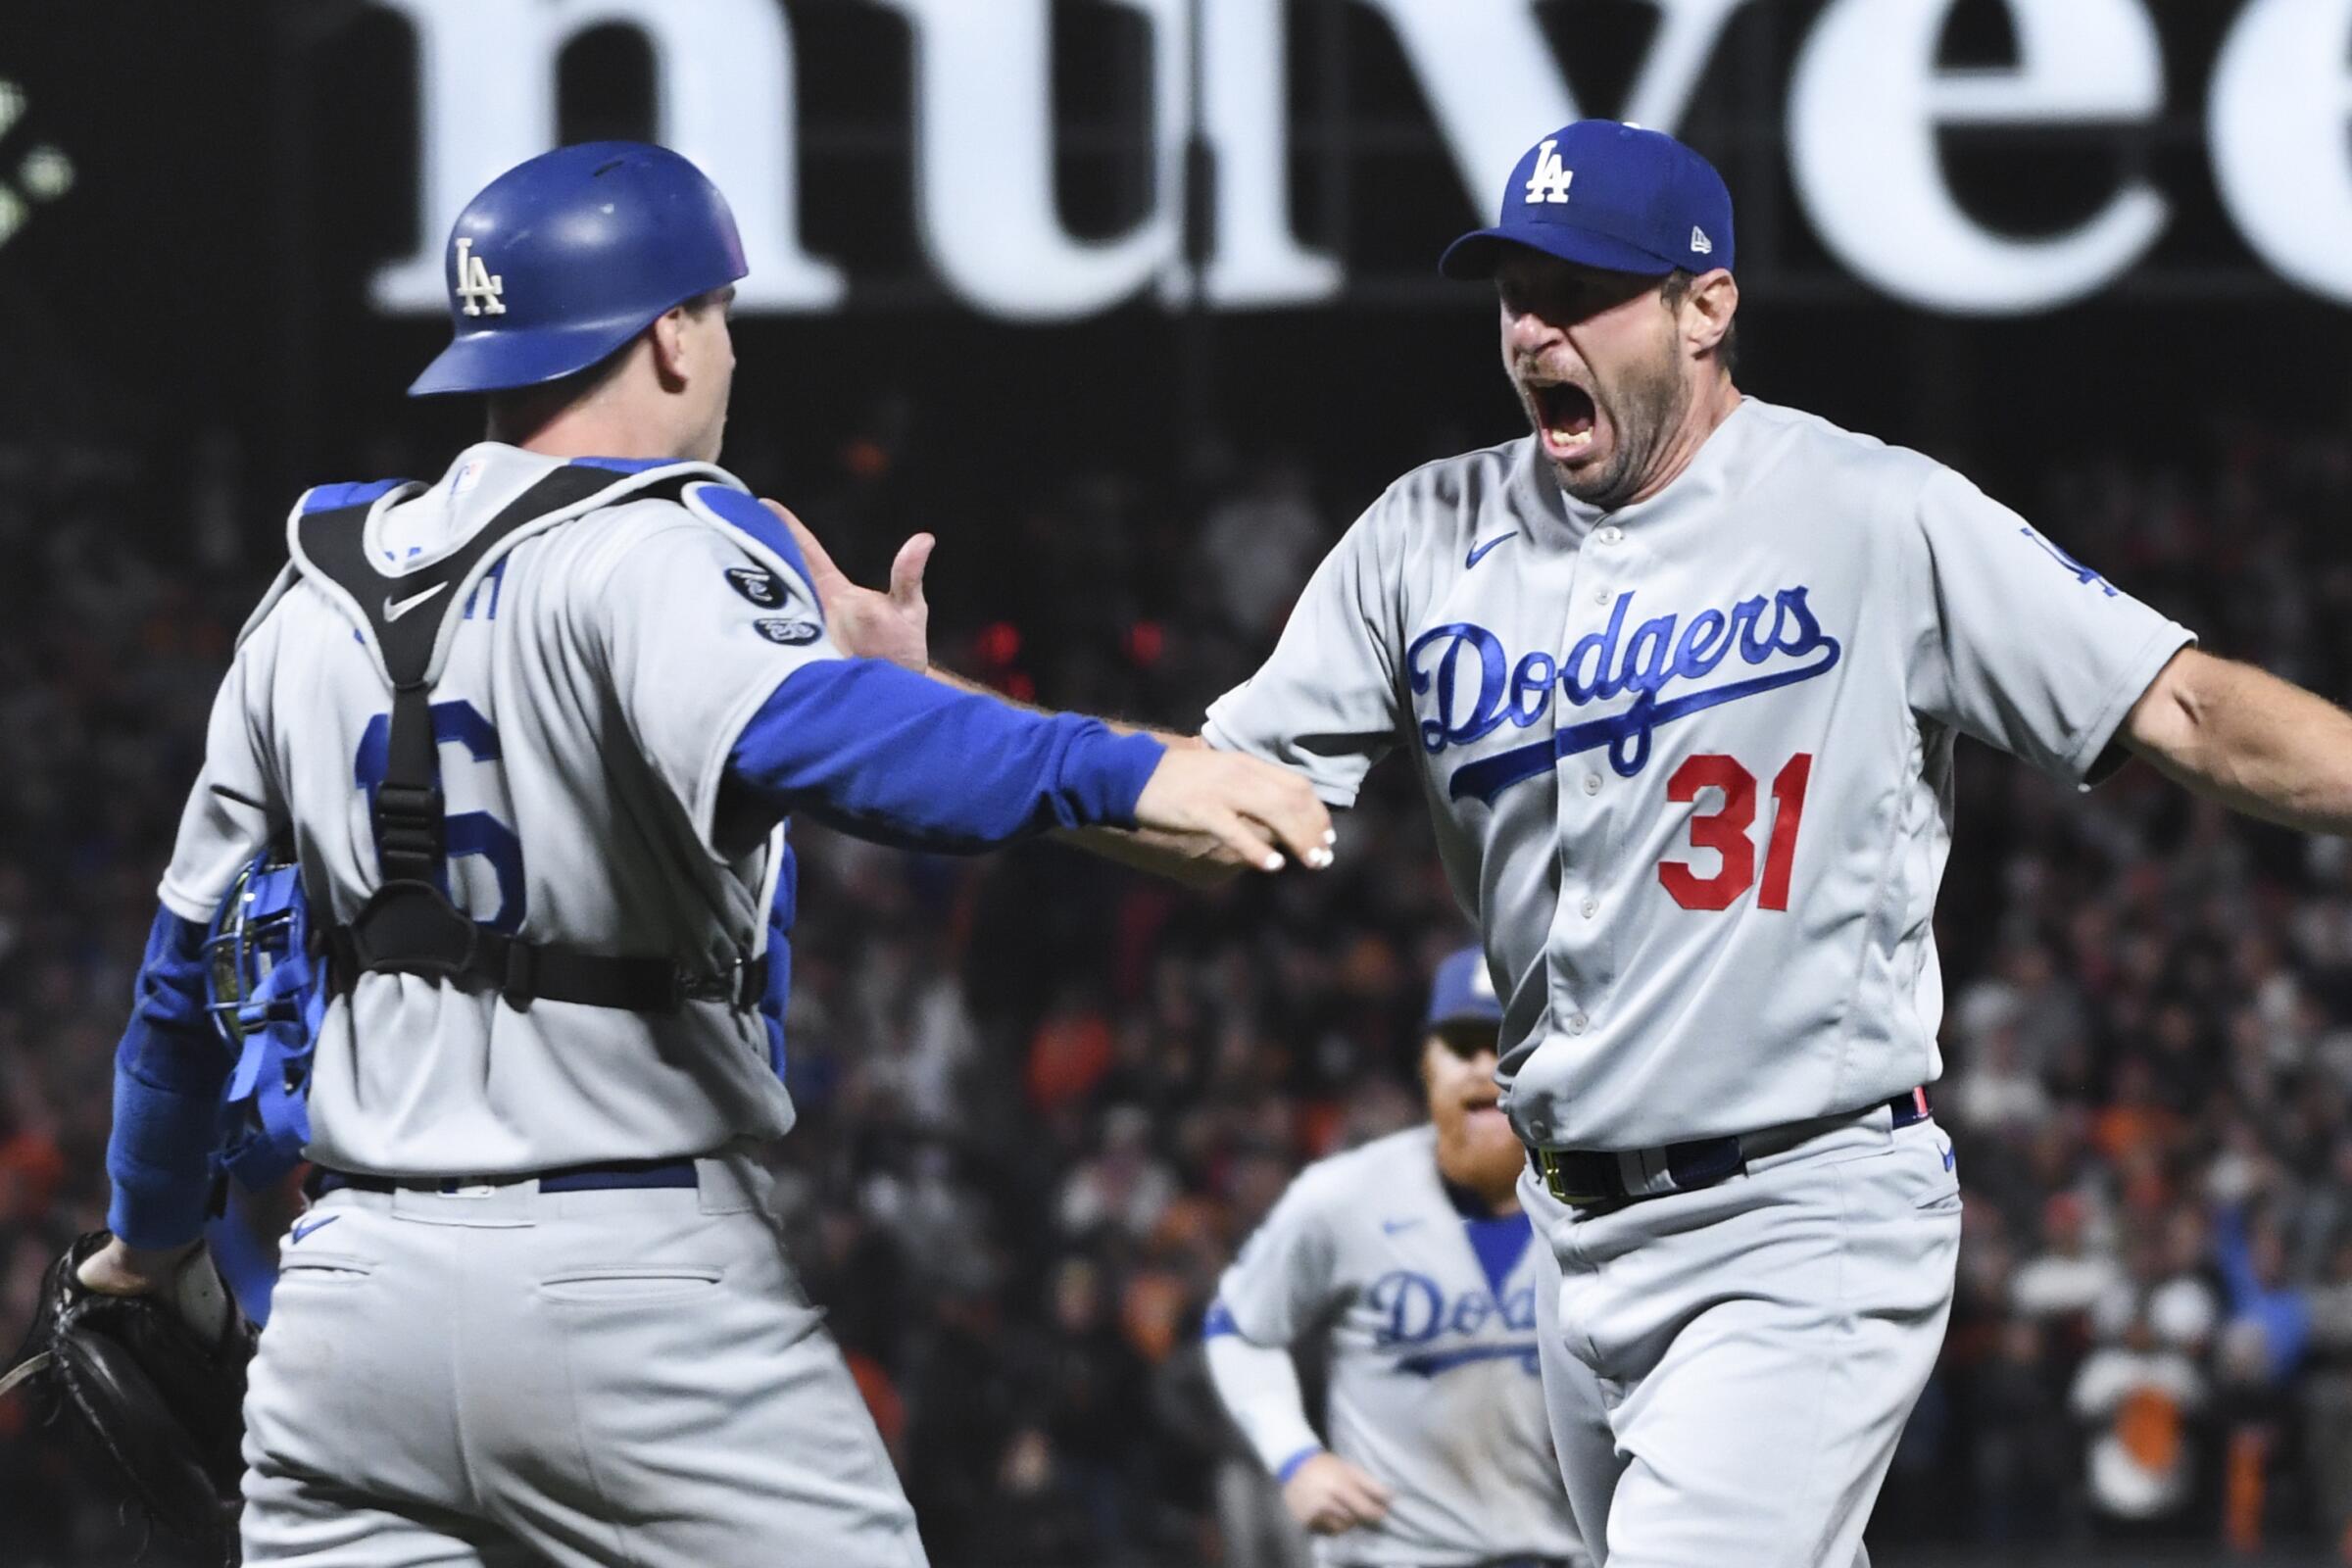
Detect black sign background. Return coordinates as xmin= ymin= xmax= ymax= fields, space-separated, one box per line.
xmin=1 ymin=0 xmax=2346 ymax=534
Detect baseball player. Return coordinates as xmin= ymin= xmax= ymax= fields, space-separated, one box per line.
xmin=75 ymin=141 xmax=1330 ymax=1566
xmin=1204 ymin=945 xmax=1588 ymax=1568
xmin=796 ymin=119 xmax=2352 ymax=1567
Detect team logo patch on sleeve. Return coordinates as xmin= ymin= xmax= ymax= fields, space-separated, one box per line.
xmin=725 ymin=565 xmax=786 ymax=608
xmin=755 ymin=617 xmax=822 ymax=647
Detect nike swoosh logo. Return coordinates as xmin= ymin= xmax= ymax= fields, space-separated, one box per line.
xmin=383 ymin=582 xmax=451 ymax=621
xmin=289 ymin=1214 xmax=341 ymax=1245
xmin=1465 ymin=533 xmax=1514 ymax=569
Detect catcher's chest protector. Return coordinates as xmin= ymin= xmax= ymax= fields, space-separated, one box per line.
xmin=288 ymin=462 xmax=766 ymax=1016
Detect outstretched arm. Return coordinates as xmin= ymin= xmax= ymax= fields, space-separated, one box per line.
xmin=2123 ymin=649 xmax=2352 ymax=832
xmin=727 ymin=659 xmax=1332 ymax=871
xmin=763 ymin=499 xmax=1327 ymax=882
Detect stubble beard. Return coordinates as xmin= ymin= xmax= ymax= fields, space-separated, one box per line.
xmin=1550 ymin=343 xmax=1693 ymax=513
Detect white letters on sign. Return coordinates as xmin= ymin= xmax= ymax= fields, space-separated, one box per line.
xmin=2209 ymin=0 xmax=2352 ymax=307
xmin=365 ymin=0 xmax=2352 ymax=320
xmin=369 ymin=0 xmax=840 ymax=315
xmin=1788 ymin=0 xmax=2168 ymax=316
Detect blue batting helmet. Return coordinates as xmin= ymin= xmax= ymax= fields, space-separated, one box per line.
xmin=408 ymin=141 xmax=750 ymax=398
xmin=204 ymin=848 xmax=326 ymax=1186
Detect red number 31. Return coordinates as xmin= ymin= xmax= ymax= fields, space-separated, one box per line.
xmin=1657 ymin=753 xmax=1813 ymax=912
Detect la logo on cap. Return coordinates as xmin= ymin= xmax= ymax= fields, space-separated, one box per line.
xmin=1524 ymin=138 xmax=1575 ymax=205
xmin=454 ymin=236 xmax=506 ymax=318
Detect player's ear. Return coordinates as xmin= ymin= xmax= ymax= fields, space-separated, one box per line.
xmin=1681 ymin=270 xmax=1738 ymax=362
xmin=648 ymin=305 xmax=694 ymax=393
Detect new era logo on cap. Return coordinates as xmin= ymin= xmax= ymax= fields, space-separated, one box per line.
xmin=1690 ymin=226 xmax=1713 ymax=256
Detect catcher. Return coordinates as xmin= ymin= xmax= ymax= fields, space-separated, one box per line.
xmin=13 ymin=141 xmax=1326 ymax=1567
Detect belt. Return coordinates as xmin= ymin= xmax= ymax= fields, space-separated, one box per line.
xmin=1527 ymin=1089 xmax=1933 ymax=1209
xmin=307 ymin=1156 xmax=701 ymax=1198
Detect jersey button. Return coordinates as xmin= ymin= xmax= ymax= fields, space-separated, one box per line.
xmin=1596 ymin=525 xmax=1624 ymax=546
xmin=1592 ymin=585 xmax=1612 ymax=606
xmin=1582 ymin=773 xmax=1601 ymax=795
xmin=1567 ymin=1012 xmax=1590 ymax=1035
xmin=1581 ymin=897 xmax=1599 ymax=918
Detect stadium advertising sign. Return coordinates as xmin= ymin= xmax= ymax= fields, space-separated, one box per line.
xmin=370 ymin=0 xmax=2352 ymax=321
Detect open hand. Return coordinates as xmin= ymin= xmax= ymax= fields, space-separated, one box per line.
xmin=1282 ymin=1452 xmax=1394 ymax=1535
xmin=760 ymin=500 xmax=934 ymax=671
xmin=1132 ymin=748 xmax=1334 ymax=874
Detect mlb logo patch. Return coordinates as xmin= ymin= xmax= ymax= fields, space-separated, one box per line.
xmin=725 ymin=565 xmax=785 ymax=608
xmin=755 ymin=617 xmax=822 ymax=647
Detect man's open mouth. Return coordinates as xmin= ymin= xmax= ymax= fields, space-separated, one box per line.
xmin=1530 ymin=380 xmax=1597 ymax=458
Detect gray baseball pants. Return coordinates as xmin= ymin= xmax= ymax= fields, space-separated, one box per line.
xmin=1524 ymin=1107 xmax=1960 ymax=1568
xmin=239 ymin=1150 xmax=925 ymax=1568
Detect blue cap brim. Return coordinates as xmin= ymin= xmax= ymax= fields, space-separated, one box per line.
xmin=1440 ymin=222 xmax=1681 ymax=281
xmin=407 ymin=315 xmax=653 ymax=398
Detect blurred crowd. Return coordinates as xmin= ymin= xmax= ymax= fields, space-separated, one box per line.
xmin=4 ymin=406 xmax=2352 ymax=1564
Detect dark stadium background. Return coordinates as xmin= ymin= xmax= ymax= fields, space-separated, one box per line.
xmin=4 ymin=2 xmax=2352 ymax=1563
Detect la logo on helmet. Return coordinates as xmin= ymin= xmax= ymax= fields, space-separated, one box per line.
xmin=1524 ymin=139 xmax=1575 ymax=206
xmin=454 ymin=236 xmax=506 ymax=318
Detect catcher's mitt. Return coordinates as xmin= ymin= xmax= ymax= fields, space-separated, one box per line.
xmin=1 ymin=1231 xmax=255 ymax=1559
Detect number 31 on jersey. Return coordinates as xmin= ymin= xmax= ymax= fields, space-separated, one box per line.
xmin=1658 ymin=753 xmax=1813 ymax=912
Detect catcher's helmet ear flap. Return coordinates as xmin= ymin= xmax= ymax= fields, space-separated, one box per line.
xmin=204 ymin=846 xmax=327 ymax=1186
xmin=204 ymin=847 xmax=307 ymax=1053
xmin=409 ymin=141 xmax=750 ymax=398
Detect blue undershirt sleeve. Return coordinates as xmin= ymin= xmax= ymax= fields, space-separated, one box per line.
xmin=727 ymin=660 xmax=1165 ymax=852
xmin=106 ymin=907 xmax=230 ymax=1250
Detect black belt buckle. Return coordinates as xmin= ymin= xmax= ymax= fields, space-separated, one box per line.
xmin=1529 ymin=1147 xmax=1620 ymax=1207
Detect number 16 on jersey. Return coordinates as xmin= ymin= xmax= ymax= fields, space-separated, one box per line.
xmin=1658 ymin=753 xmax=1813 ymax=912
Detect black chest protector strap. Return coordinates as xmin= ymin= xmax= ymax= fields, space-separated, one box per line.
xmin=296 ymin=465 xmax=765 ymax=1014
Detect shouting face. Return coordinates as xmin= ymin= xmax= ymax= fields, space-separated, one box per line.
xmin=1496 ymin=251 xmax=1697 ymax=513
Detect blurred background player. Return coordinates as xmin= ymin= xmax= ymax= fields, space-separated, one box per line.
xmin=1204 ymin=946 xmax=1588 ymax=1568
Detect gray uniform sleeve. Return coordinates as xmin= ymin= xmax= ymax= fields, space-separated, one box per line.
xmin=157 ymin=618 xmax=284 ymax=923
xmin=589 ymin=518 xmax=842 ymax=846
xmin=1215 ymin=1165 xmax=1340 ymax=1347
xmin=1203 ymin=1331 xmax=1323 ymax=1477
xmin=1906 ymin=466 xmax=2193 ymax=786
xmin=1202 ymin=505 xmax=1400 ymax=808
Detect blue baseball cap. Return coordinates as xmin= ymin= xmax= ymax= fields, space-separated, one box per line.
xmin=1440 ymin=121 xmax=1734 ymax=281
xmin=1425 ymin=946 xmax=1503 ymax=1033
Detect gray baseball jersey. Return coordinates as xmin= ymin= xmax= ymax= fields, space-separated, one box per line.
xmin=158 ymin=442 xmax=825 ymax=1174
xmin=1206 ymin=398 xmax=2190 ymax=1150
xmin=1210 ymin=1125 xmax=1582 ymax=1567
